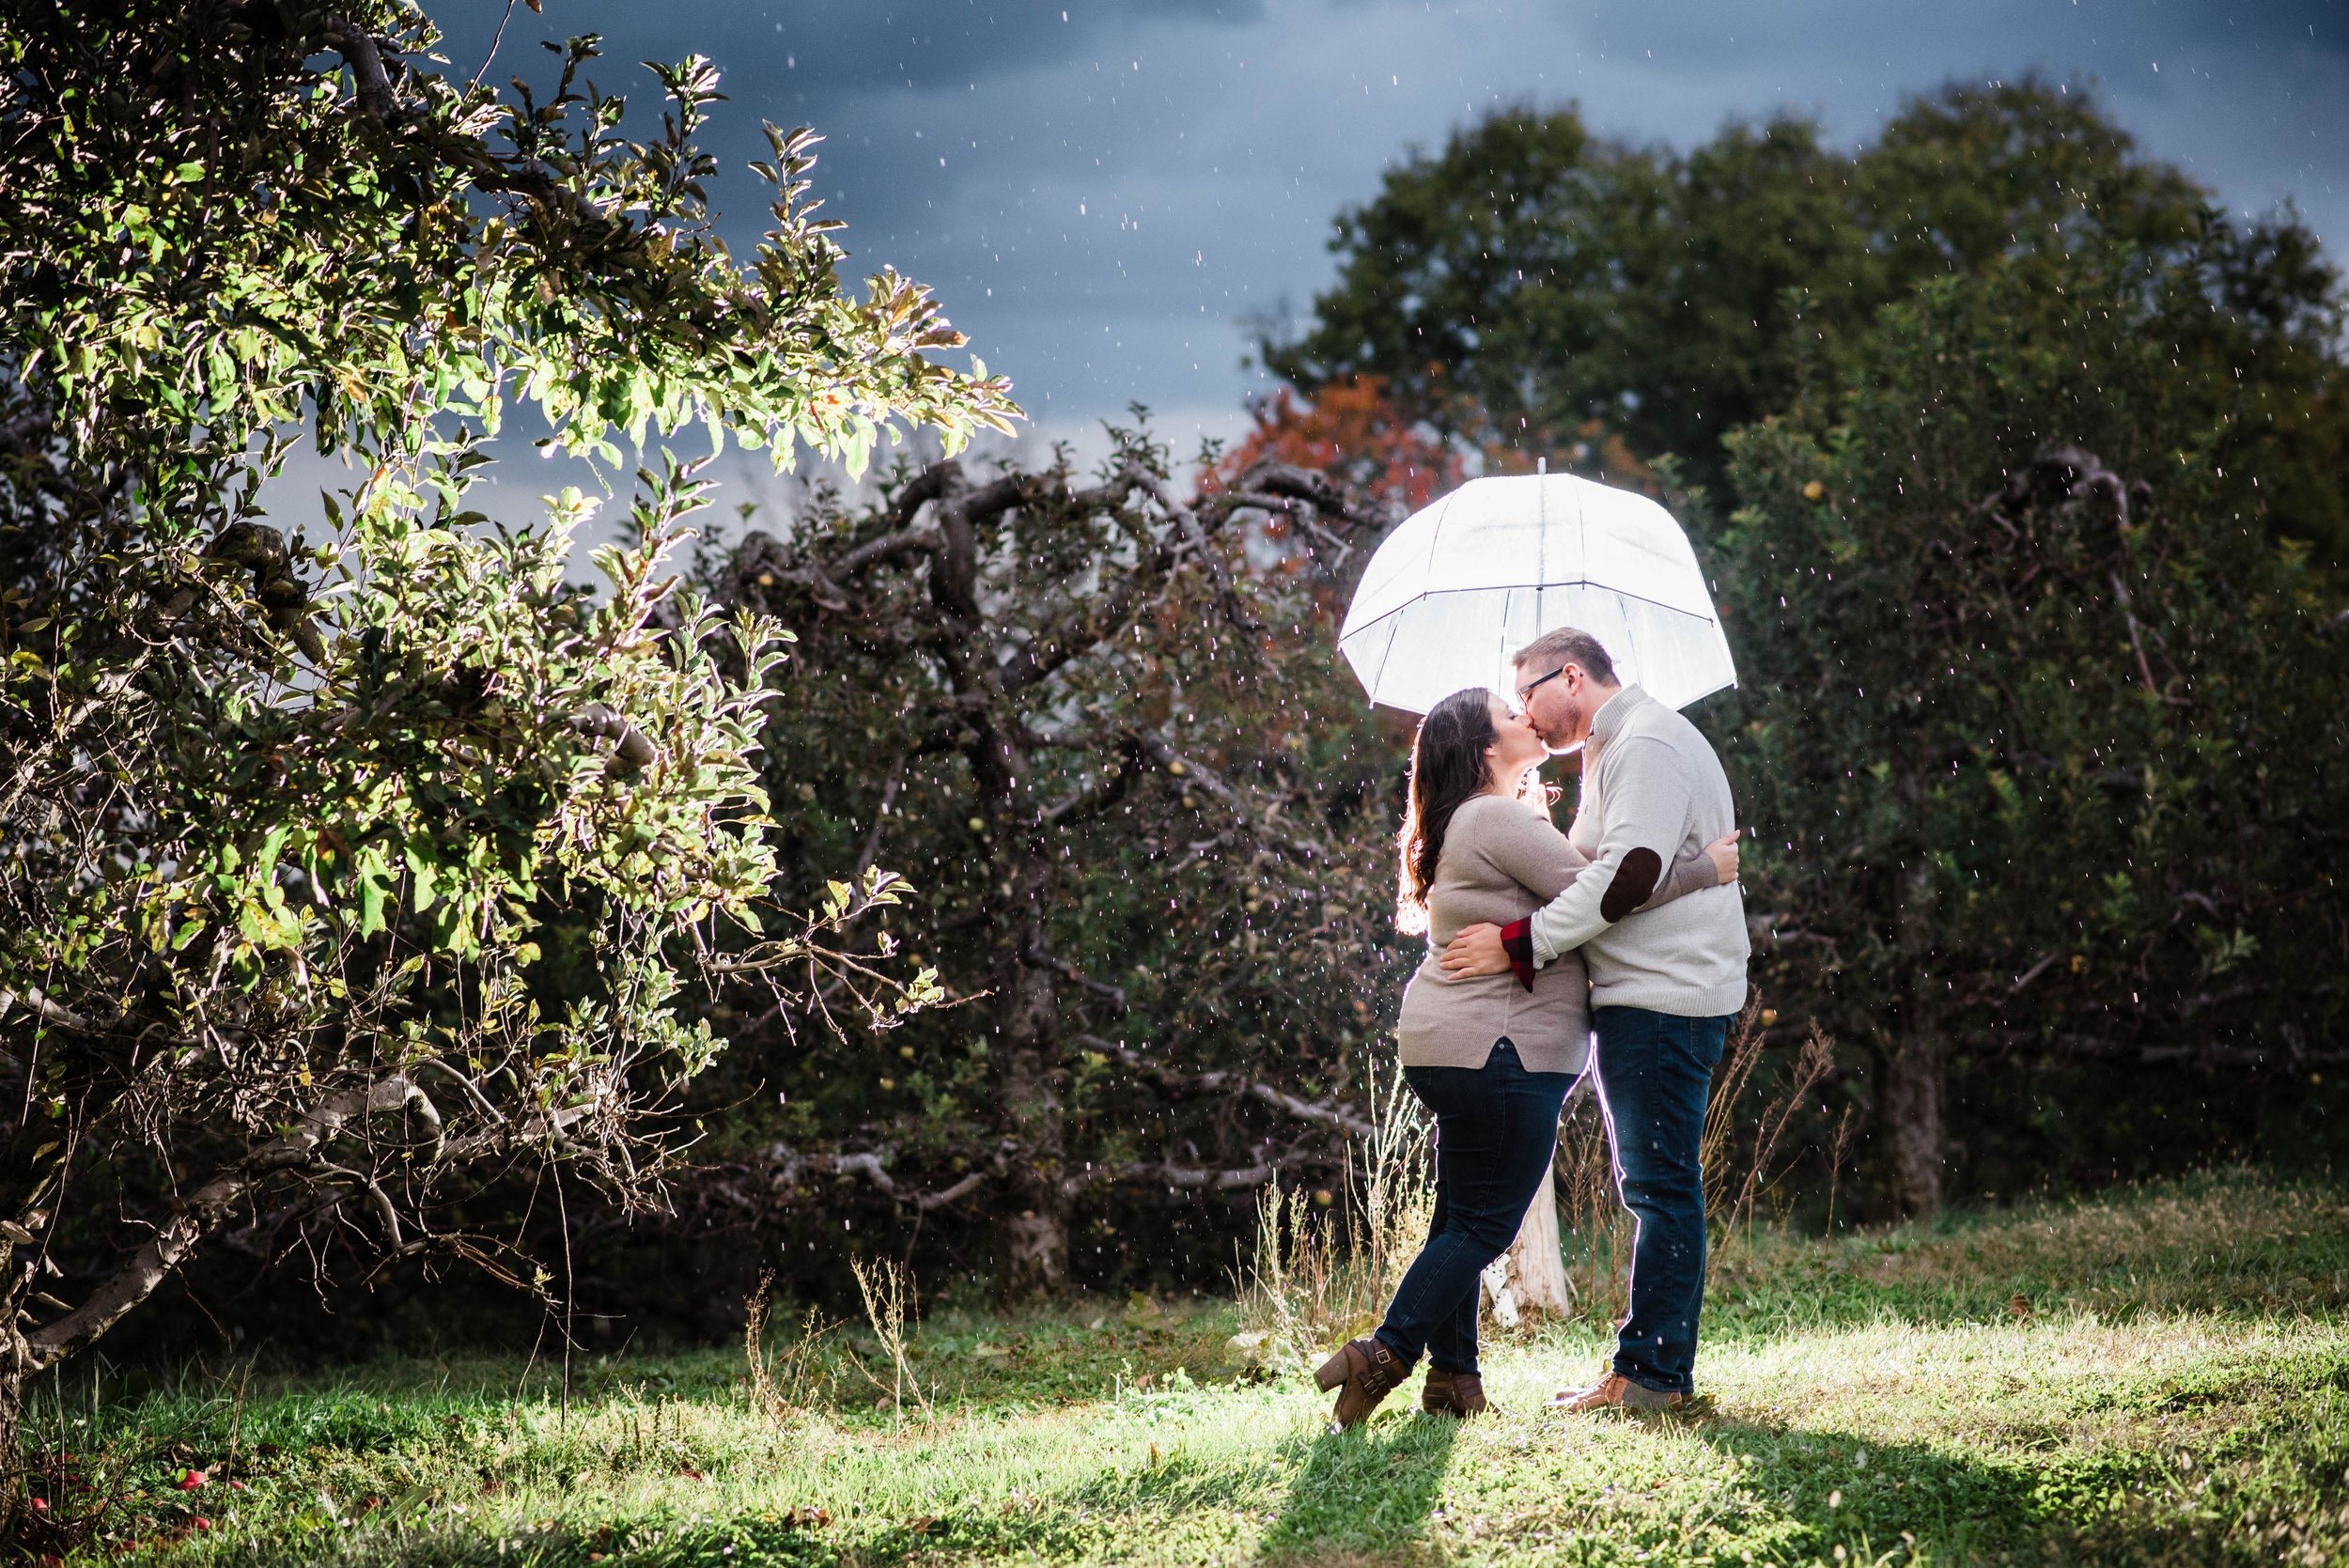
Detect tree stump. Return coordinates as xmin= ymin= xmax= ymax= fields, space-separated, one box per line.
xmin=1499 ymin=1158 xmax=1576 ymax=1319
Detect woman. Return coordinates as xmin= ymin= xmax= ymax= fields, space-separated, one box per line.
xmin=1314 ymin=686 xmax=1738 ymax=1427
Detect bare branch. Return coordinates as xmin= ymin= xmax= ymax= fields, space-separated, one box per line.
xmin=957 ymin=473 xmax=1029 ymax=525
xmin=755 ymin=1144 xmax=993 ymax=1212
xmin=1039 ymin=741 xmax=1141 ymax=827
xmin=0 ymin=401 xmax=54 ymax=458
xmin=412 ymin=1058 xmax=501 ymax=1128
xmin=919 ymin=1169 xmax=991 ymax=1208
xmin=441 ymin=142 xmax=609 ymax=231
xmin=1131 ymin=727 xmax=1321 ymax=863
xmin=854 ymin=756 xmax=910 ymax=877
xmin=1124 ymin=462 xmax=1256 ymax=634
xmin=833 ymin=525 xmax=942 ymax=580
xmin=1066 ymin=1152 xmax=1340 ymax=1196
xmin=889 ymin=464 xmax=948 ymax=529
xmin=0 ymin=986 xmax=102 ymax=1033
xmin=316 ymin=1162 xmax=407 ymax=1250
xmin=24 ymin=1077 xmax=423 ymax=1365
xmin=1022 ymin=940 xmax=1127 ymax=1017
xmin=1075 ymin=1034 xmax=1375 ymax=1140
xmin=568 ymin=704 xmax=656 ymax=768
xmin=2107 ymin=572 xmax=2169 ymax=700
xmin=2008 ymin=952 xmax=2061 ymax=995
xmin=1108 ymin=1160 xmax=1278 ymax=1192
xmin=318 ymin=16 xmax=397 ymax=123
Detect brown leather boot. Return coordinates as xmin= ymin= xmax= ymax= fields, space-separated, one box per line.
xmin=1313 ymin=1337 xmax=1407 ymax=1430
xmin=1420 ymin=1367 xmax=1490 ymax=1419
xmin=1550 ymin=1369 xmax=1684 ymax=1413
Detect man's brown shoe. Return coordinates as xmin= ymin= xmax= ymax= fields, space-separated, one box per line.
xmin=1550 ymin=1370 xmax=1684 ymax=1413
xmin=1421 ymin=1368 xmax=1490 ymax=1419
xmin=1314 ymin=1337 xmax=1407 ymax=1429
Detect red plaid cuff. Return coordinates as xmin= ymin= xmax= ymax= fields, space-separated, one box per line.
xmin=1500 ymin=918 xmax=1536 ymax=992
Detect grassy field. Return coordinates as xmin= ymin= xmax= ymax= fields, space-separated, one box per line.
xmin=17 ymin=1170 xmax=2349 ymax=1566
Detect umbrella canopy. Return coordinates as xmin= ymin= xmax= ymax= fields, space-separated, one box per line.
xmin=1338 ymin=471 xmax=1736 ymax=715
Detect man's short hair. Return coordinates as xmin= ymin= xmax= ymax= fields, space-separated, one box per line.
xmin=1513 ymin=626 xmax=1618 ymax=686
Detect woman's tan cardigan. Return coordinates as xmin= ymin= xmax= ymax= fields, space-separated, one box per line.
xmin=1394 ymin=794 xmax=1720 ymax=1075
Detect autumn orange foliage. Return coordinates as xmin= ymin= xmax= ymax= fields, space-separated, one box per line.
xmin=1479 ymin=416 xmax=1656 ymax=492
xmin=1206 ymin=375 xmax=1462 ymax=512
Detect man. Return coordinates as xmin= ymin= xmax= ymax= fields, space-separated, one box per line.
xmin=1440 ymin=626 xmax=1749 ymax=1411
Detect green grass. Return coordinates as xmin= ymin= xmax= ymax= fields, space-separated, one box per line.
xmin=21 ymin=1169 xmax=2349 ymax=1566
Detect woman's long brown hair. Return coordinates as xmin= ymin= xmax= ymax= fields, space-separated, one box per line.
xmin=1394 ymin=688 xmax=1501 ymax=935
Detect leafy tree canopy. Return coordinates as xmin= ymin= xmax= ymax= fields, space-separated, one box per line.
xmin=0 ymin=0 xmax=1010 ymax=1496
xmin=1209 ymin=376 xmax=1462 ymax=514
xmin=1263 ymin=80 xmax=2348 ymax=567
xmin=1715 ymin=242 xmax=2349 ymax=1215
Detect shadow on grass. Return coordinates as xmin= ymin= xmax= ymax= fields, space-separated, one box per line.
xmin=1688 ymin=1412 xmax=2225 ymax=1565
xmin=1257 ymin=1414 xmax=1458 ymax=1563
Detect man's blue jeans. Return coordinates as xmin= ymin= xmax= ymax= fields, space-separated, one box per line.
xmin=1592 ymin=1006 xmax=1731 ymax=1396
xmin=1373 ymin=1038 xmax=1573 ymax=1375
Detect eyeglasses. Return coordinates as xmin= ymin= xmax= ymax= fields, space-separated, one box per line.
xmin=1515 ymin=666 xmax=1565 ymax=706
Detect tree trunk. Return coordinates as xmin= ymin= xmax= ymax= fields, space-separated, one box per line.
xmin=1883 ymin=845 xmax=1949 ymax=1222
xmin=925 ymin=463 xmax=1072 ymax=1300
xmin=995 ymin=1027 xmax=1068 ymax=1299
xmin=1878 ymin=1033 xmax=1945 ymax=1220
xmin=0 ymin=1340 xmax=24 ymax=1541
xmin=1504 ymin=1159 xmax=1575 ymax=1317
xmin=992 ymin=881 xmax=1068 ymax=1300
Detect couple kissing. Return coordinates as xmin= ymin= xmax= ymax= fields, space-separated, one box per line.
xmin=1315 ymin=625 xmax=1751 ymax=1427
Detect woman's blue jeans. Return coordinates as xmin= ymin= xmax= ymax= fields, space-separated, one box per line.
xmin=1374 ymin=1038 xmax=1572 ymax=1375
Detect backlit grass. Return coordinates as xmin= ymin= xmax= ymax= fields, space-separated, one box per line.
xmin=20 ymin=1168 xmax=2348 ymax=1565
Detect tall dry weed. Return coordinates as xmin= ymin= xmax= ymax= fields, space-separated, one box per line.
xmin=1238 ymin=1059 xmax=1431 ymax=1359
xmin=1551 ymin=1077 xmax=1630 ymax=1322
xmin=848 ymin=1256 xmax=928 ymax=1422
xmin=1705 ymin=1015 xmax=1837 ymax=1250
xmin=741 ymin=1270 xmax=837 ymax=1423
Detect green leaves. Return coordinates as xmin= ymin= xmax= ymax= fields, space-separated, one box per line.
xmin=0 ymin=0 xmax=997 ymax=1367
xmin=354 ymin=846 xmax=395 ymax=939
xmin=1267 ymin=78 xmax=2348 ymax=533
xmin=1713 ymin=237 xmax=2349 ymax=1188
xmin=404 ymin=848 xmax=439 ymax=916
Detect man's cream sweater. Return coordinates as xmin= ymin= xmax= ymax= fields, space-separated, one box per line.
xmin=1530 ymin=685 xmax=1750 ymax=1017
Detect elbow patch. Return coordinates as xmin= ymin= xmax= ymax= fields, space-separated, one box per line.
xmin=1600 ymin=847 xmax=1664 ymax=923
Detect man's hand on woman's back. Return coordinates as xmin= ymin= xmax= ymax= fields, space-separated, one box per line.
xmin=1439 ymin=923 xmax=1512 ymax=978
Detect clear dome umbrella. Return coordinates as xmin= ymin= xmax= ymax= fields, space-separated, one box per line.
xmin=1338 ymin=468 xmax=1736 ymax=717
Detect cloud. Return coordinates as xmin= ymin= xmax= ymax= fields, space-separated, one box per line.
xmin=288 ymin=0 xmax=2340 ymax=556
xmin=443 ymin=2 xmax=1272 ymax=112
xmin=427 ymin=0 xmax=2343 ymax=436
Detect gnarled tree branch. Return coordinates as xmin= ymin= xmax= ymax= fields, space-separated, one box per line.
xmin=1075 ymin=1034 xmax=1375 ymax=1140
xmin=317 ymin=16 xmax=397 ymax=123
xmin=23 ymin=1076 xmax=431 ymax=1365
xmin=568 ymin=703 xmax=656 ymax=768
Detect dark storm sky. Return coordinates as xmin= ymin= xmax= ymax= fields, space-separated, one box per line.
xmin=420 ymin=0 xmax=2348 ymax=467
